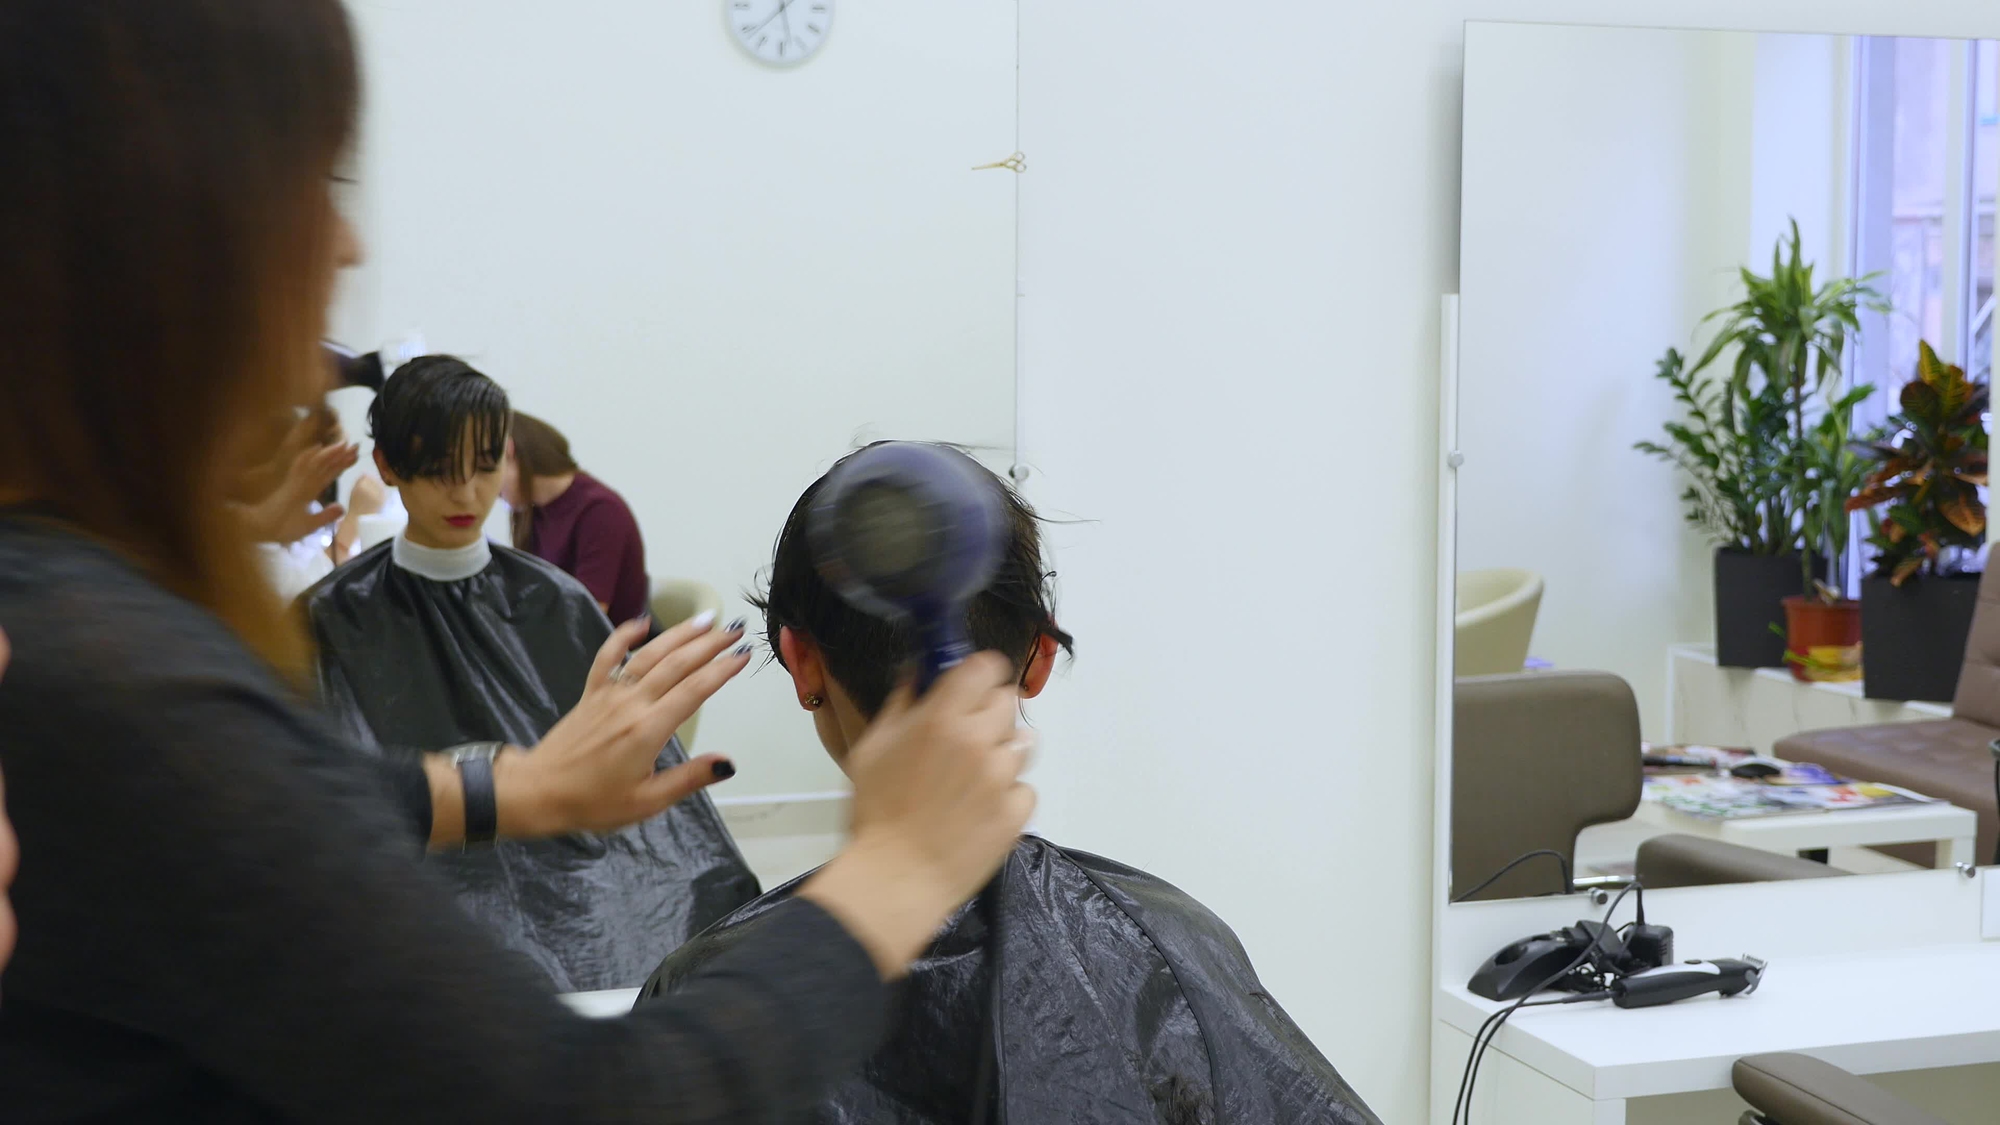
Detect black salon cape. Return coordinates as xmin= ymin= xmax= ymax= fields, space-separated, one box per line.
xmin=305 ymin=541 xmax=760 ymax=992
xmin=641 ymin=836 xmax=1382 ymax=1125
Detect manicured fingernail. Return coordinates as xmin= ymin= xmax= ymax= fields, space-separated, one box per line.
xmin=726 ymin=617 xmax=747 ymax=634
xmin=629 ymin=613 xmax=652 ymax=629
xmin=688 ymin=610 xmax=716 ymax=631
xmin=733 ymin=644 xmax=753 ymax=657
xmin=711 ymin=759 xmax=737 ymax=781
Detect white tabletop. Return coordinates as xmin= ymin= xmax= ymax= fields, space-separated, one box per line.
xmin=1436 ymin=942 xmax=2000 ymax=1100
xmin=1634 ymin=797 xmax=1978 ymax=866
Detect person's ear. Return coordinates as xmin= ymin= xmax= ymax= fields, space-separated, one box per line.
xmin=778 ymin=627 xmax=831 ymax=711
xmin=1020 ymin=632 xmax=1059 ymax=699
xmin=372 ymin=448 xmax=402 ymax=489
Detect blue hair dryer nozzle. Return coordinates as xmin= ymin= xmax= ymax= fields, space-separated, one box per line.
xmin=807 ymin=443 xmax=1008 ymax=694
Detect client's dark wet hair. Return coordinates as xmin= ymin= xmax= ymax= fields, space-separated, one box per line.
xmin=753 ymin=443 xmax=1076 ymax=717
xmin=368 ymin=356 xmax=510 ymax=483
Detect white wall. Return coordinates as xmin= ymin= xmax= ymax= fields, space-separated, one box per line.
xmin=329 ymin=0 xmax=1018 ymax=796
xmin=1455 ymin=24 xmax=1755 ymax=741
xmin=1750 ymin=34 xmax=1851 ymax=271
xmin=1016 ymin=5 xmax=2000 ymax=1124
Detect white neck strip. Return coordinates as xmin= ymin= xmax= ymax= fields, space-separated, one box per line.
xmin=391 ymin=534 xmax=492 ymax=583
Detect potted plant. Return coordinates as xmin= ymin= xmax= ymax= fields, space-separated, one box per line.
xmin=1638 ymin=221 xmax=1881 ymax=668
xmin=1846 ymin=341 xmax=1989 ymax=701
xmin=1782 ymin=379 xmax=1875 ymax=682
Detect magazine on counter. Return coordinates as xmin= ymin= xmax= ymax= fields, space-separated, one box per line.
xmin=1640 ymin=743 xmax=1755 ymax=773
xmin=1643 ymin=774 xmax=1938 ymax=820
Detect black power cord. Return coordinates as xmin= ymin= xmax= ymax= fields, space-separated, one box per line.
xmin=1451 ymin=881 xmax=1641 ymax=1125
xmin=1452 ymin=849 xmax=1576 ymax=903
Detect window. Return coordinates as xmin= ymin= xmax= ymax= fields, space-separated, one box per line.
xmin=1852 ymin=37 xmax=2000 ymax=406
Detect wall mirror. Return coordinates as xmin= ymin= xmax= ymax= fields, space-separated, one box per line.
xmin=1447 ymin=20 xmax=1998 ymax=904
xmin=325 ymin=1 xmax=1020 ymax=802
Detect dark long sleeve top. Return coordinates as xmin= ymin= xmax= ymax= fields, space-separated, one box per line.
xmin=0 ymin=517 xmax=886 ymax=1123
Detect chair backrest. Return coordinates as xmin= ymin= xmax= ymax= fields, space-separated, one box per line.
xmin=1951 ymin=564 xmax=2000 ymax=728
xmin=648 ymin=577 xmax=728 ymax=751
xmin=1455 ymin=569 xmax=1544 ymax=677
xmin=1734 ymin=1054 xmax=1953 ymax=1125
xmin=1451 ymin=670 xmax=1642 ymax=901
xmin=1635 ymin=834 xmax=1848 ymax=890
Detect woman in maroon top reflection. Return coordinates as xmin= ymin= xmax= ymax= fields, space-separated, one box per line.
xmin=501 ymin=412 xmax=648 ymax=622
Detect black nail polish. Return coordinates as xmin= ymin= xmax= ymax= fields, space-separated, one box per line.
xmin=727 ymin=618 xmax=747 ymax=634
xmin=711 ymin=760 xmax=737 ymax=781
xmin=733 ymin=644 xmax=753 ymax=657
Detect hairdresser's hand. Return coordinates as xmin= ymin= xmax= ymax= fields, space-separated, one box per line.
xmin=802 ymin=654 xmax=1035 ymax=980
xmin=233 ymin=416 xmax=358 ymax=545
xmin=493 ymin=613 xmax=751 ymax=837
xmin=329 ymin=475 xmax=385 ymax=565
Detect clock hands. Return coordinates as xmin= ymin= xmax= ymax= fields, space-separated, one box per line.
xmin=743 ymin=0 xmax=798 ymax=42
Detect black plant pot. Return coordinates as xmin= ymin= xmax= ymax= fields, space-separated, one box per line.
xmin=1714 ymin=548 xmax=1823 ymax=668
xmin=1861 ymin=572 xmax=1981 ymax=702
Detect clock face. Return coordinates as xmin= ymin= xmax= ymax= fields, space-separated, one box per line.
xmin=726 ymin=0 xmax=833 ymax=67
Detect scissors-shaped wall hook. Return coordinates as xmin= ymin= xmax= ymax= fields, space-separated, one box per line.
xmin=972 ymin=152 xmax=1027 ymax=173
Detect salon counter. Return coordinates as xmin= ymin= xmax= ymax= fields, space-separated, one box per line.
xmin=1432 ymin=871 xmax=2000 ymax=1124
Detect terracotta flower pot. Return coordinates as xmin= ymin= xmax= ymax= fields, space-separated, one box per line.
xmin=1782 ymin=596 xmax=1862 ymax=683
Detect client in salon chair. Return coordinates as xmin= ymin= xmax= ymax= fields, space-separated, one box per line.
xmin=642 ymin=445 xmax=1381 ymax=1125
xmin=305 ymin=357 xmax=758 ymax=991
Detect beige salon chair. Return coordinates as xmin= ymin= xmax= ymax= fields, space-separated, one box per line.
xmin=1735 ymin=1053 xmax=1952 ymax=1125
xmin=648 ymin=577 xmax=728 ymax=752
xmin=1456 ymin=568 xmax=1544 ymax=676
xmin=1452 ymin=671 xmax=1642 ymax=900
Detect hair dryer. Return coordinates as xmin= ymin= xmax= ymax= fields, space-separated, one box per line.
xmin=807 ymin=441 xmax=1012 ymax=1125
xmin=807 ymin=442 xmax=1009 ymax=693
xmin=321 ymin=341 xmax=385 ymax=393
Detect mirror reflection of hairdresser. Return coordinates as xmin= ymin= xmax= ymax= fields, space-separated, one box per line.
xmin=0 ymin=2 xmax=1036 ymax=1121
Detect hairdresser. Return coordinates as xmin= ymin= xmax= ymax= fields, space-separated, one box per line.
xmin=503 ymin=412 xmax=649 ymax=622
xmin=0 ymin=3 xmax=1033 ymax=1122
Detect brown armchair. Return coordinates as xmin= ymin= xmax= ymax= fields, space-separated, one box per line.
xmin=1452 ymin=671 xmax=1643 ymax=901
xmin=1734 ymin=1054 xmax=1953 ymax=1125
xmin=1635 ymin=834 xmax=1848 ymax=889
xmin=1774 ymin=566 xmax=2000 ymax=866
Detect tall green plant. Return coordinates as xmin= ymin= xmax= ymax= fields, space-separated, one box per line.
xmin=1802 ymin=381 xmax=1878 ymax=594
xmin=1847 ymin=341 xmax=1990 ymax=584
xmin=1687 ymin=219 xmax=1885 ymax=596
xmin=1635 ymin=348 xmax=1793 ymax=551
xmin=1636 ymin=220 xmax=1882 ymax=578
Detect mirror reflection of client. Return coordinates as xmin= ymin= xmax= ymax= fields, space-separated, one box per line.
xmin=306 ymin=357 xmax=759 ymax=990
xmin=643 ymin=446 xmax=1382 ymax=1125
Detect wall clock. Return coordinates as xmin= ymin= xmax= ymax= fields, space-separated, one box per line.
xmin=726 ymin=0 xmax=833 ymax=67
